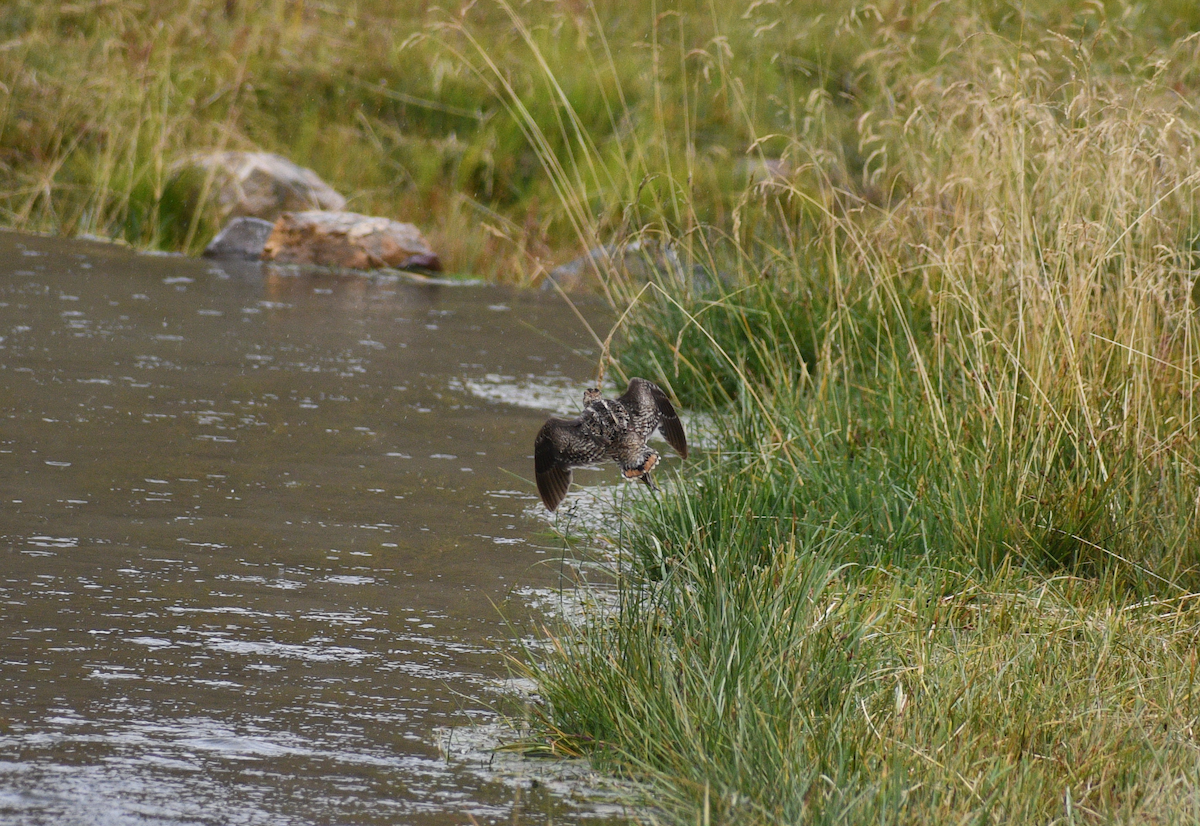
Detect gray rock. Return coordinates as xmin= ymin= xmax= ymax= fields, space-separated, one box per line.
xmin=261 ymin=211 xmax=441 ymax=272
xmin=735 ymin=156 xmax=793 ymax=185
xmin=202 ymin=217 xmax=275 ymax=261
xmin=541 ymin=244 xmax=617 ymax=291
xmin=173 ymin=151 xmax=347 ymax=223
xmin=543 ymin=239 xmax=707 ymax=292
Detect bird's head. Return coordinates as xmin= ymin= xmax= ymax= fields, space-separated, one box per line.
xmin=583 ymin=387 xmax=602 ymax=404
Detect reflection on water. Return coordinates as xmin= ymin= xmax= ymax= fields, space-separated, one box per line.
xmin=0 ymin=231 xmax=628 ymax=824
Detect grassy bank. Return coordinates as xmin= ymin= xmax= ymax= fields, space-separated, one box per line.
xmin=7 ymin=1 xmax=1195 ymax=284
xmin=483 ymin=3 xmax=1200 ymax=824
xmin=0 ymin=0 xmax=874 ymax=280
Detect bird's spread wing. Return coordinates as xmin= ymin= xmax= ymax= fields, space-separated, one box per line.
xmin=534 ymin=417 xmax=607 ymax=511
xmin=625 ymin=378 xmax=688 ymax=459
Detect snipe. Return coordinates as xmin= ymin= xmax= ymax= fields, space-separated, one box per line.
xmin=534 ymin=377 xmax=688 ymax=512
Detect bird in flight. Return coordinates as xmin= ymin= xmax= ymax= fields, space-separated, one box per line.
xmin=534 ymin=377 xmax=688 ymax=512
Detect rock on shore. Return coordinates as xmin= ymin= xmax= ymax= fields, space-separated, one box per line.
xmin=544 ymin=238 xmax=709 ymax=292
xmin=175 ymin=151 xmax=347 ymax=222
xmin=261 ymin=211 xmax=441 ymax=272
xmin=202 ymin=217 xmax=276 ymax=261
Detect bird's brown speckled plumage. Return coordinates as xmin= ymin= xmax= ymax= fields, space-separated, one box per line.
xmin=534 ymin=378 xmax=687 ymax=511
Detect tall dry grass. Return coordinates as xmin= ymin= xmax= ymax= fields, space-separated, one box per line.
xmin=614 ymin=37 xmax=1200 ymax=589
xmin=865 ymin=64 xmax=1200 ymax=581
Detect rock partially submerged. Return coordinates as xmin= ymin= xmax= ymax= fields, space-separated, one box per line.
xmin=735 ymin=156 xmax=794 ymax=185
xmin=202 ymin=217 xmax=275 ymax=261
xmin=261 ymin=211 xmax=441 ymax=272
xmin=543 ymin=239 xmax=709 ymax=292
xmin=175 ymin=151 xmax=347 ymax=222
xmin=541 ymin=244 xmax=616 ymax=292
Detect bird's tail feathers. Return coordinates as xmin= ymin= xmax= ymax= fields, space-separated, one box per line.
xmin=621 ymin=448 xmax=659 ymax=480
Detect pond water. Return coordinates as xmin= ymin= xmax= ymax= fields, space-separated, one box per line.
xmin=0 ymin=230 xmax=630 ymax=824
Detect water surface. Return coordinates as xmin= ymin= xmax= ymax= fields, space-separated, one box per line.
xmin=0 ymin=231 xmax=626 ymax=824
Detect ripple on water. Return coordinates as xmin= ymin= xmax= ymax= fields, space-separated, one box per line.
xmin=199 ymin=635 xmax=375 ymax=664
xmin=321 ymin=575 xmax=376 ymax=585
